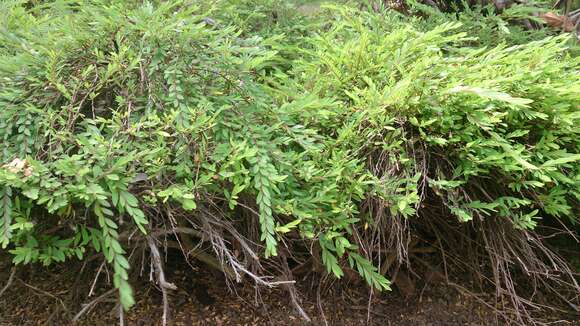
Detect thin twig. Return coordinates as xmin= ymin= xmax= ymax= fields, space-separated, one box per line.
xmin=0 ymin=266 xmax=16 ymax=298
xmin=17 ymin=278 xmax=68 ymax=313
xmin=72 ymin=288 xmax=116 ymax=323
xmin=88 ymin=260 xmax=106 ymax=297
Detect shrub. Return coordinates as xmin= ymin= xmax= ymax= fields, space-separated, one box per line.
xmin=0 ymin=0 xmax=578 ymax=322
xmin=0 ymin=0 xmax=391 ymax=310
xmin=286 ymin=4 xmax=579 ymax=229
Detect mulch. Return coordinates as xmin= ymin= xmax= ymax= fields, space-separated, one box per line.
xmin=0 ymin=250 xmax=499 ymax=326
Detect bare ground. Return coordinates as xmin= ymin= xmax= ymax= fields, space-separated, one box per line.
xmin=0 ymin=250 xmax=507 ymax=326
xmin=1 ymin=247 xmax=578 ymax=326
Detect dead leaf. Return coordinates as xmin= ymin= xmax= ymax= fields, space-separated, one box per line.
xmin=540 ymin=12 xmax=575 ymax=32
xmin=4 ymin=158 xmax=29 ymax=174
xmin=23 ymin=167 xmax=33 ymax=177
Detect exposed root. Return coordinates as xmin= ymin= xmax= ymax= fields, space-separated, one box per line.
xmin=281 ymin=253 xmax=311 ymax=322
xmin=477 ymin=217 xmax=579 ymax=323
xmin=196 ymin=206 xmax=293 ymax=287
xmin=317 ymin=274 xmax=329 ymax=326
xmin=118 ymin=302 xmax=125 ymax=326
xmin=415 ymin=204 xmax=580 ymax=324
xmin=0 ymin=266 xmax=16 ymax=298
xmin=147 ymin=236 xmax=177 ymax=326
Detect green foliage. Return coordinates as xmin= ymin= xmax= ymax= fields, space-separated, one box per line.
xmin=284 ymin=4 xmax=579 ymax=230
xmin=0 ymin=0 xmax=578 ymax=312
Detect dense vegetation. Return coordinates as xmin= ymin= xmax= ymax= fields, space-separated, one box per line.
xmin=0 ymin=0 xmax=578 ymax=323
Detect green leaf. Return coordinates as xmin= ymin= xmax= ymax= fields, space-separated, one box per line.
xmin=120 ymin=191 xmax=139 ymax=207
xmin=111 ymin=240 xmax=124 ymax=254
xmin=106 ymin=174 xmax=120 ymax=181
xmin=22 ymin=188 xmax=39 ymax=200
xmin=451 ymin=207 xmax=473 ymax=222
xmin=541 ymin=154 xmax=580 ymax=168
xmin=118 ymin=278 xmax=135 ymax=310
xmin=447 ymin=86 xmax=533 ymax=107
xmin=182 ymin=198 xmax=197 ymax=211
xmin=275 ymin=219 xmax=301 ymax=233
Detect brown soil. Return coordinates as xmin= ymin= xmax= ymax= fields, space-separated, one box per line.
xmin=0 ymin=251 xmax=502 ymax=326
